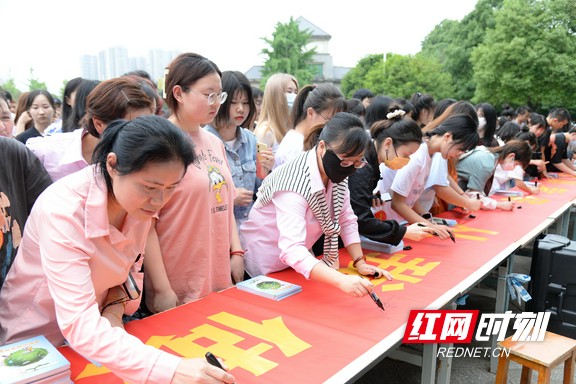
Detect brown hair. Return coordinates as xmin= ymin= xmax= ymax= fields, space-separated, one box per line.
xmin=82 ymin=77 xmax=155 ymax=138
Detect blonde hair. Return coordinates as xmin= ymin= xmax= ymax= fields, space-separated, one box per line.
xmin=256 ymin=73 xmax=298 ymax=144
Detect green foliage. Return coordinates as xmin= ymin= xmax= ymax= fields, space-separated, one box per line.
xmin=380 ymin=53 xmax=455 ymax=100
xmin=0 ymin=78 xmax=20 ymax=99
xmin=340 ymin=54 xmax=384 ymax=98
xmin=341 ymin=53 xmax=454 ymax=101
xmin=471 ymin=0 xmax=576 ymax=113
xmin=27 ymin=68 xmax=47 ymax=91
xmin=421 ymin=0 xmax=503 ymax=100
xmin=260 ymin=17 xmax=317 ymax=88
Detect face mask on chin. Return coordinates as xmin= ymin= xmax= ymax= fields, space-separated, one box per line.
xmin=322 ymin=149 xmax=357 ymax=183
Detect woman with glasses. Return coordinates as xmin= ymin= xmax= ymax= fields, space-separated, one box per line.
xmin=143 ymin=53 xmax=246 ymax=315
xmin=274 ymin=83 xmax=346 ymax=170
xmin=241 ymin=112 xmax=392 ymax=296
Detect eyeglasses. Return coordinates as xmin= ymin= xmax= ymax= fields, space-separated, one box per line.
xmin=326 ymin=144 xmax=367 ymax=168
xmin=182 ymin=87 xmax=228 ymax=105
xmin=317 ymin=111 xmax=330 ymax=122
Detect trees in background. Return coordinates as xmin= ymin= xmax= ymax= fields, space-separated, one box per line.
xmin=341 ymin=53 xmax=454 ymax=100
xmin=421 ymin=0 xmax=503 ymax=101
xmin=259 ymin=17 xmax=317 ymax=88
xmin=472 ymin=0 xmax=576 ymax=112
xmin=343 ymin=0 xmax=576 ymax=115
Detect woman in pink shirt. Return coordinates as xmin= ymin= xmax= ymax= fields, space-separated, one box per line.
xmin=241 ymin=112 xmax=392 ymax=297
xmin=0 ymin=115 xmax=235 ymax=384
xmin=26 ymin=77 xmax=155 ymax=181
xmin=144 ymin=53 xmax=244 ymax=314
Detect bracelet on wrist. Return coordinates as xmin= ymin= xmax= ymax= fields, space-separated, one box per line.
xmin=352 ymin=255 xmax=366 ymax=268
xmin=230 ymin=250 xmax=245 ymax=257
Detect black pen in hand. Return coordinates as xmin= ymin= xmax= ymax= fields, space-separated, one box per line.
xmin=370 ymin=291 xmax=385 ymax=311
xmin=205 ymin=352 xmax=224 ymax=369
xmin=418 ymin=223 xmax=455 ymax=243
xmin=206 ymin=352 xmax=235 ymax=384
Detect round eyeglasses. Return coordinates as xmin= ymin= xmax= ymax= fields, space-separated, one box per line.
xmin=326 ymin=144 xmax=368 ymax=168
xmin=182 ymin=87 xmax=228 ymax=106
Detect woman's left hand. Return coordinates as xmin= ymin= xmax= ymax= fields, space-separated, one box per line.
xmin=356 ymin=262 xmax=392 ymax=280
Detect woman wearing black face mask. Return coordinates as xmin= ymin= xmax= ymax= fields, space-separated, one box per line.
xmin=240 ymin=112 xmax=392 ymax=298
xmin=347 ymin=106 xmax=438 ymax=247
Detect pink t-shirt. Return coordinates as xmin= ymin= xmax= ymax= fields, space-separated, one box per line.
xmin=0 ymin=166 xmax=180 ymax=384
xmin=154 ymin=129 xmax=236 ymax=304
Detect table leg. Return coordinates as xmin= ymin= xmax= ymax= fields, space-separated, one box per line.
xmin=422 ymin=343 xmax=437 ymax=384
xmin=491 ymin=263 xmax=512 ymax=373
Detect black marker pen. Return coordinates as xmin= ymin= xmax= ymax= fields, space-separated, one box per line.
xmin=205 ymin=352 xmax=224 ymax=370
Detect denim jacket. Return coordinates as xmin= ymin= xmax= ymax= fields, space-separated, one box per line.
xmin=205 ymin=125 xmax=259 ymax=226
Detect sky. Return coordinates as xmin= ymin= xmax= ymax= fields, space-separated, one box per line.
xmin=0 ymin=0 xmax=479 ymax=94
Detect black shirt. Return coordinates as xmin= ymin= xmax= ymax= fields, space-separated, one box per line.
xmin=347 ymin=141 xmax=406 ymax=245
xmin=545 ymin=133 xmax=568 ymax=172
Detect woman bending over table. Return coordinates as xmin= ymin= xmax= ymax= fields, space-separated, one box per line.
xmin=241 ymin=112 xmax=392 ymax=298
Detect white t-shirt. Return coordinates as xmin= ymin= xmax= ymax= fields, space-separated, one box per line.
xmin=419 ymin=152 xmax=449 ymax=213
xmin=491 ymin=164 xmax=525 ymax=195
xmin=384 ymin=142 xmax=432 ymax=222
xmin=274 ymin=129 xmax=304 ymax=170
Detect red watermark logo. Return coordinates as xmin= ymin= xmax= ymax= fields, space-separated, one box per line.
xmin=403 ymin=310 xmax=479 ymax=343
xmin=403 ymin=310 xmax=551 ymax=344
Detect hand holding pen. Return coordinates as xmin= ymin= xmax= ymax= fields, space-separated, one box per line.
xmin=417 ymin=223 xmax=455 ymax=243
xmin=172 ymin=355 xmax=236 ymax=383
xmin=205 ymin=352 xmax=236 ymax=383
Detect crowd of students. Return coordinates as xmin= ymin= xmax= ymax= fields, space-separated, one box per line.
xmin=0 ymin=51 xmax=573 ymax=383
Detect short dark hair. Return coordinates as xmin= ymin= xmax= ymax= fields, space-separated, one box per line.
xmin=548 ymin=108 xmax=571 ymax=123
xmin=352 ymin=88 xmax=373 ymax=101
xmin=213 ymin=71 xmax=255 ymax=129
xmin=498 ymin=121 xmax=521 ymax=143
xmin=345 ymin=98 xmax=365 ymax=117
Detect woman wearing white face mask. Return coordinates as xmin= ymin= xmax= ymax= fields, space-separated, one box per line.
xmin=476 ymin=102 xmax=499 ymax=147
xmin=348 ymin=107 xmax=438 ymax=244
xmin=254 ymin=73 xmax=299 ymax=153
xmin=456 ymin=140 xmax=532 ymax=210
